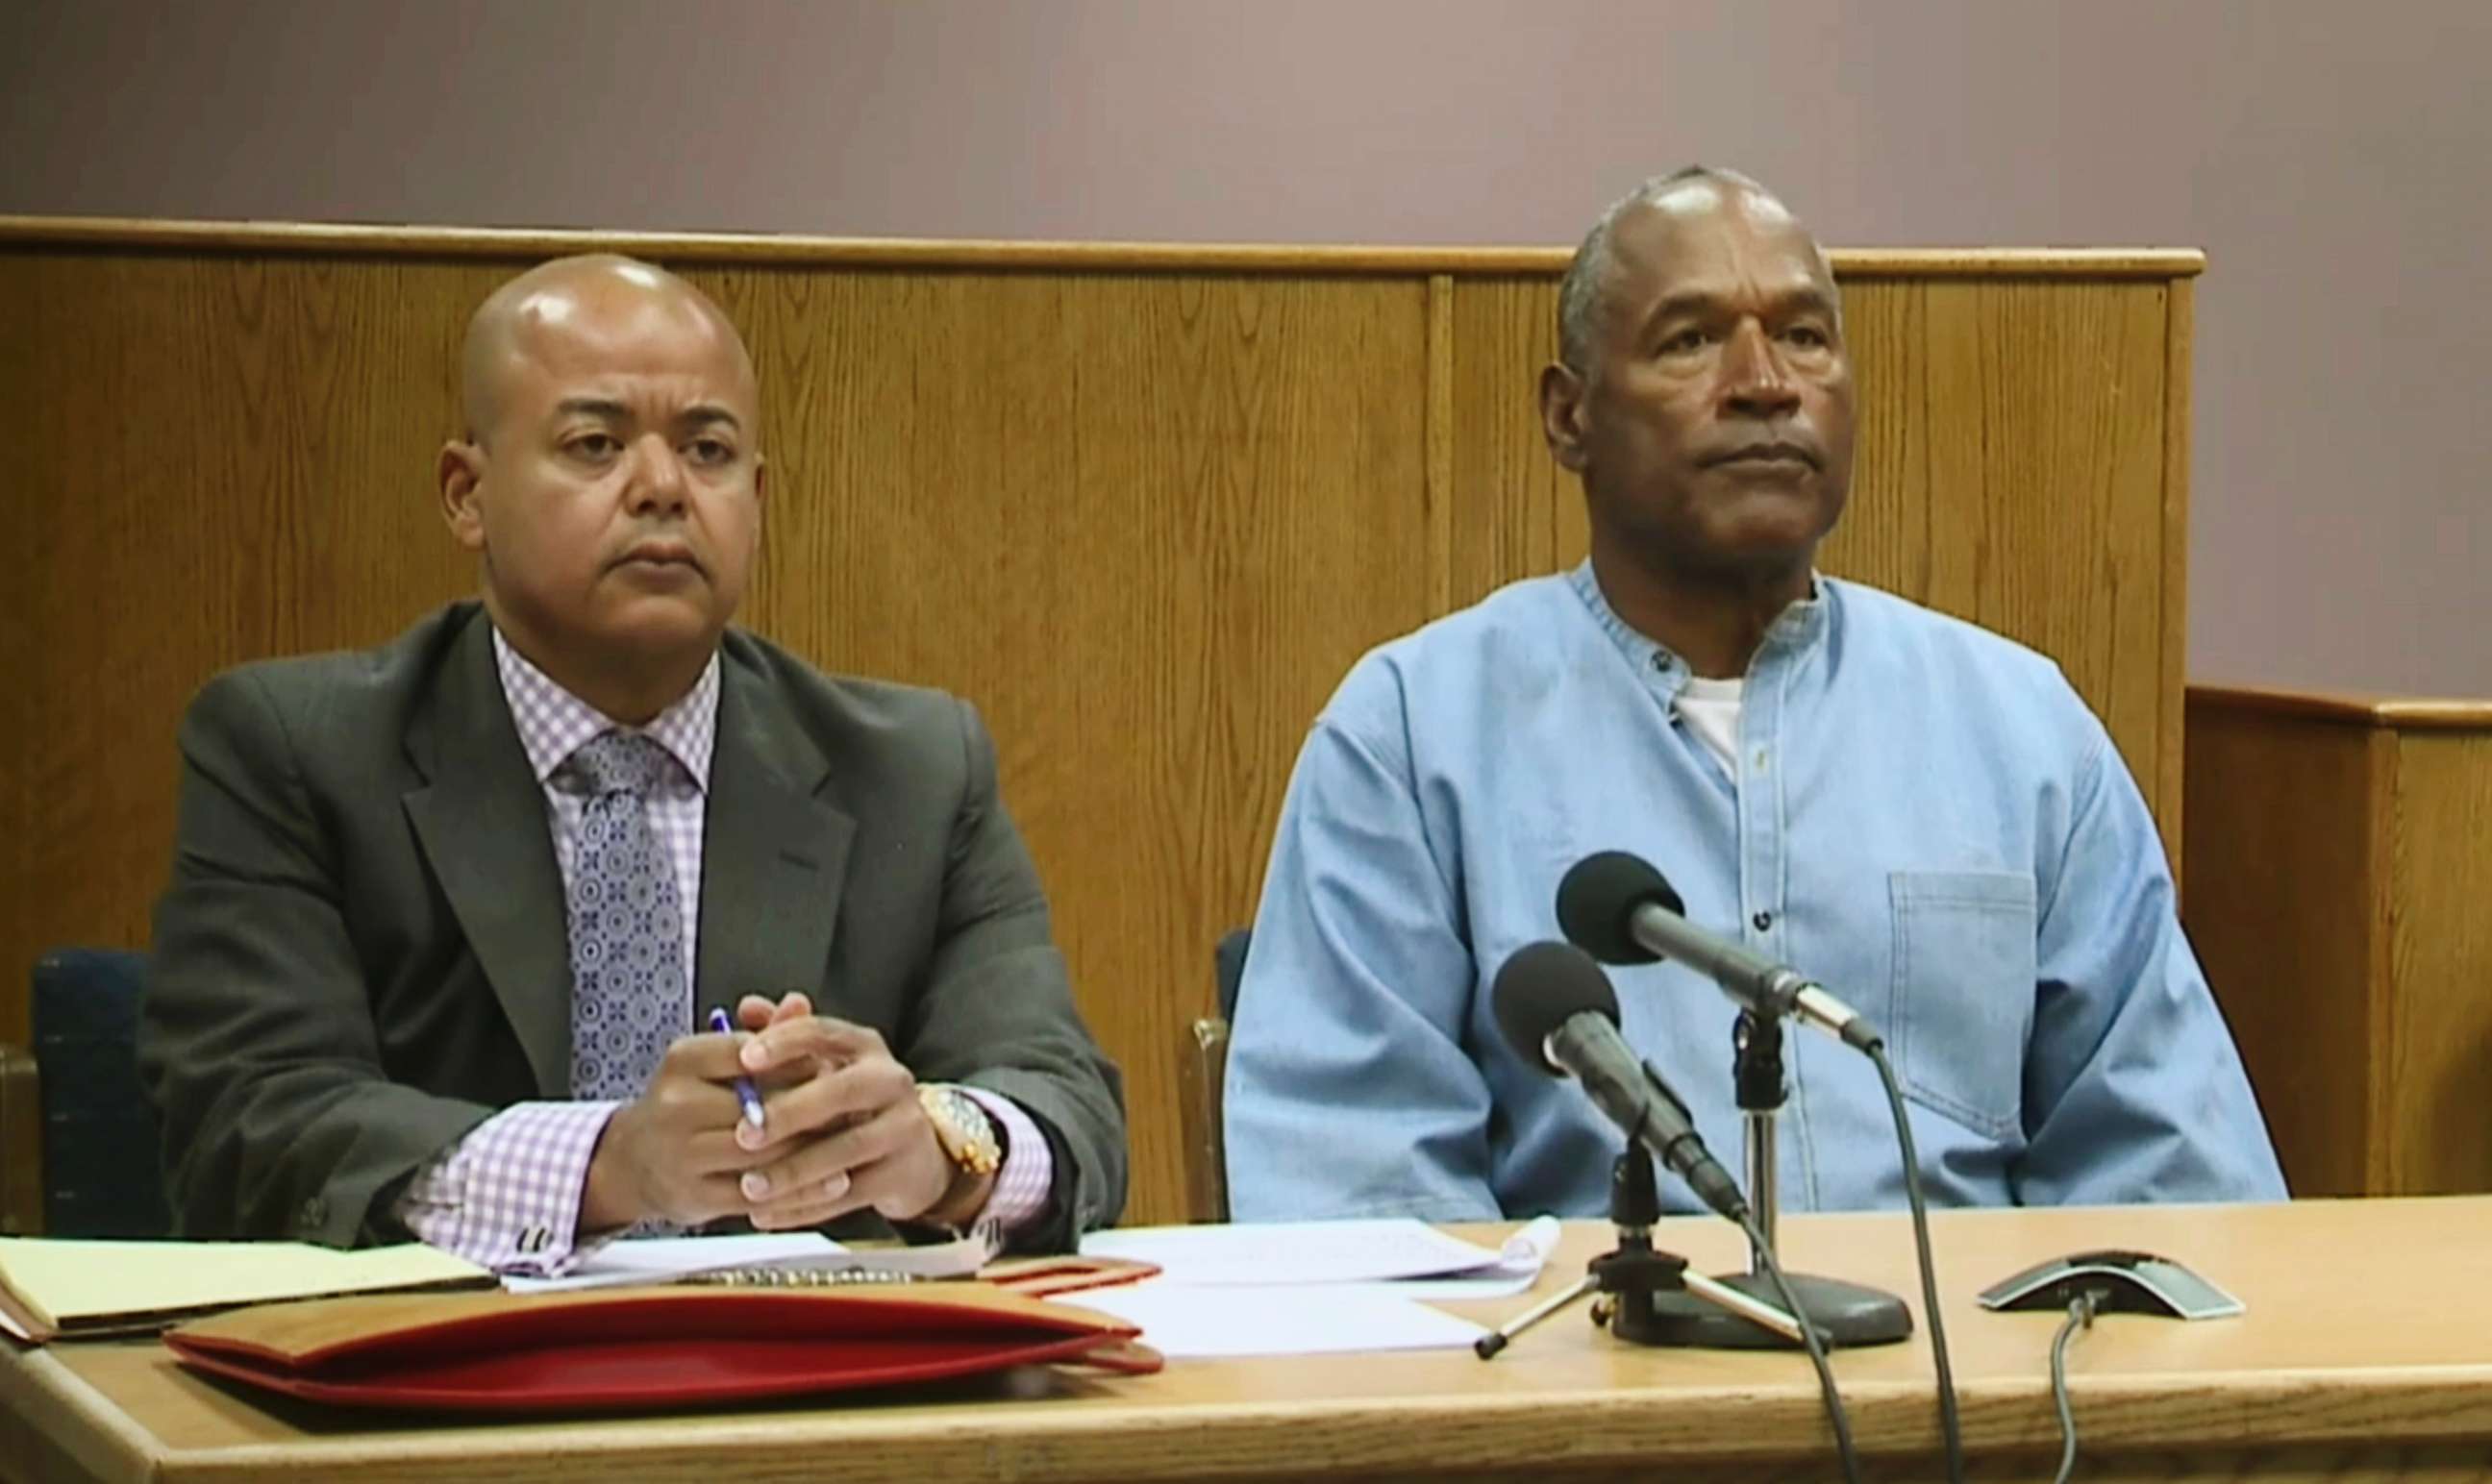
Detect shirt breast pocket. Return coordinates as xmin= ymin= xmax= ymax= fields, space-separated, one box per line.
xmin=1885 ymin=871 xmax=2038 ymax=1140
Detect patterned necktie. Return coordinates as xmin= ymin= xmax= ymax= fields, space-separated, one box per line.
xmin=563 ymin=730 xmax=688 ymax=1101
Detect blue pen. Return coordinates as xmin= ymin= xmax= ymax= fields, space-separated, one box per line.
xmin=708 ymin=1006 xmax=768 ymax=1130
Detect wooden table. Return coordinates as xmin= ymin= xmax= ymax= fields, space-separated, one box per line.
xmin=5 ymin=1198 xmax=2489 ymax=1483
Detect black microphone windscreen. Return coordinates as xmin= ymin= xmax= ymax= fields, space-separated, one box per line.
xmin=1556 ymin=851 xmax=1684 ymax=965
xmin=1491 ymin=940 xmax=1621 ymax=1074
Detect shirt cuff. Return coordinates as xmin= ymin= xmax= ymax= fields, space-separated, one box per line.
xmin=394 ymin=1100 xmax=622 ymax=1275
xmin=956 ymin=1086 xmax=1054 ymax=1233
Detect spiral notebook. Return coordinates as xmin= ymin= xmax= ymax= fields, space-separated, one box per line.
xmin=501 ymin=1221 xmax=1004 ymax=1294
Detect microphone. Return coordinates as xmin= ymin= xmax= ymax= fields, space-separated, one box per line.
xmin=1557 ymin=851 xmax=1884 ymax=1051
xmin=1491 ymin=940 xmax=1748 ymax=1222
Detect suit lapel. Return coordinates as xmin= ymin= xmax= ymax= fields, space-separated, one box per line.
xmin=694 ymin=650 xmax=856 ymax=1018
xmin=401 ymin=616 xmax=574 ymax=1097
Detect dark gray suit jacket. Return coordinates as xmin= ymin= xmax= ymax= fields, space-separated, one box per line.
xmin=139 ymin=603 xmax=1125 ymax=1251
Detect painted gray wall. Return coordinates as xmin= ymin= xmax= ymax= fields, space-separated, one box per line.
xmin=7 ymin=0 xmax=2483 ymax=692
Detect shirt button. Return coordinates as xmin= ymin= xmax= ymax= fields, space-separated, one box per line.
xmin=1753 ymin=749 xmax=1770 ymax=773
xmin=1752 ymin=910 xmax=1774 ymax=932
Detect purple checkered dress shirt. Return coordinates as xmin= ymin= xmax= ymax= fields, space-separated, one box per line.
xmin=395 ymin=630 xmax=1051 ymax=1272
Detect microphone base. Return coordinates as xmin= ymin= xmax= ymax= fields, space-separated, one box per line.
xmin=1618 ymin=1270 xmax=1913 ymax=1350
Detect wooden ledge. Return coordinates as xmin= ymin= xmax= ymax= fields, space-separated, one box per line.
xmin=0 ymin=215 xmax=2205 ymax=280
xmin=2188 ymin=681 xmax=2492 ymax=730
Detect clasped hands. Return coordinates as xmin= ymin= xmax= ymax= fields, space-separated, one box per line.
xmin=581 ymin=992 xmax=990 ymax=1234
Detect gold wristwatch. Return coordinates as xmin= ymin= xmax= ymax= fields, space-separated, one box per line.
xmin=918 ymin=1083 xmax=1002 ymax=1178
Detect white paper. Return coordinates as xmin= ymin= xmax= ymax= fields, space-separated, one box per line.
xmin=1077 ymin=1218 xmax=1511 ymax=1287
xmin=1059 ymin=1283 xmax=1485 ymax=1359
xmin=1334 ymin=1214 xmax=1563 ymax=1300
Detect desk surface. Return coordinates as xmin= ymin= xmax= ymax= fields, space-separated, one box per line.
xmin=5 ymin=1198 xmax=2488 ymax=1484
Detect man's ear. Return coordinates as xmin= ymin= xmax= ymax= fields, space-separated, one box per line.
xmin=747 ymin=455 xmax=768 ymax=562
xmin=1538 ymin=362 xmax=1590 ymax=473
xmin=438 ymin=439 xmax=487 ymax=552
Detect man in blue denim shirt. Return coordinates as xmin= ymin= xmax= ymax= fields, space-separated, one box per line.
xmin=1225 ymin=168 xmax=2284 ymax=1221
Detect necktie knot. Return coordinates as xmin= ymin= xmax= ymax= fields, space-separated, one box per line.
xmin=570 ymin=730 xmax=672 ymax=799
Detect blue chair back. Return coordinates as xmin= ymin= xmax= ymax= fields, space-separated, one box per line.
xmin=32 ymin=950 xmax=172 ymax=1238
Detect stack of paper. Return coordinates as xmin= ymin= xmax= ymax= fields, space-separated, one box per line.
xmin=0 ymin=1238 xmax=490 ymax=1344
xmin=1062 ymin=1217 xmax=1561 ymax=1359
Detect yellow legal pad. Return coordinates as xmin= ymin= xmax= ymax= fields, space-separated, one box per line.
xmin=0 ymin=1237 xmax=491 ymax=1343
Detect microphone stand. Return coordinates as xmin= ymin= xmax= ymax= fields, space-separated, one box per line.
xmin=1475 ymin=1143 xmax=1809 ymax=1359
xmin=1636 ymin=1011 xmax=1914 ymax=1348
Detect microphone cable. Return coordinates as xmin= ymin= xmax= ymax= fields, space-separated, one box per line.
xmin=1733 ymin=1204 xmax=1863 ymax=1484
xmin=1867 ymin=1044 xmax=1967 ymax=1484
xmin=2049 ymin=1288 xmax=2105 ymax=1484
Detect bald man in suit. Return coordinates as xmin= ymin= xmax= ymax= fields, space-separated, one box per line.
xmin=141 ymin=257 xmax=1125 ymax=1264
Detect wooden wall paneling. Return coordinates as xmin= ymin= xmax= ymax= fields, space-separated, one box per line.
xmin=710 ymin=267 xmax=1433 ymax=1224
xmin=1835 ymin=281 xmax=2164 ymax=824
xmin=2184 ymin=687 xmax=2492 ymax=1198
xmin=1839 ymin=279 xmax=2172 ymax=826
xmin=2180 ymin=703 xmax=2386 ymax=1197
xmin=0 ymin=218 xmax=2210 ymax=276
xmin=2382 ymin=731 xmax=2492 ymax=1193
xmin=1826 ymin=280 xmax=1944 ymax=609
xmin=1444 ymin=277 xmax=1566 ymax=609
xmin=1423 ymin=274 xmax=1457 ymax=618
xmin=2158 ymin=279 xmax=2196 ymax=857
xmin=0 ymin=253 xmax=32 ymax=1056
xmin=1 ymin=252 xmax=482 ymax=1051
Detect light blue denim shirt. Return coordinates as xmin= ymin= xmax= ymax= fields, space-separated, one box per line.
xmin=1225 ymin=564 xmax=2284 ymax=1221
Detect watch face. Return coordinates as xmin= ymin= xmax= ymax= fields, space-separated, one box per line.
xmin=924 ymin=1085 xmax=1001 ymax=1174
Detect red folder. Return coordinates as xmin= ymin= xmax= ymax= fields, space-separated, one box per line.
xmin=162 ymin=1282 xmax=1160 ymax=1413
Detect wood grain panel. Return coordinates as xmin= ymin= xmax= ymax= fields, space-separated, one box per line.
xmin=0 ymin=226 xmax=2196 ymax=1230
xmin=0 ymin=215 xmax=2211 ymax=279
xmin=711 ymin=268 xmax=1431 ymax=1225
xmin=1 ymin=254 xmax=482 ymax=1051
xmin=2189 ymin=683 xmax=2492 ymax=729
xmin=1830 ymin=281 xmax=1943 ymax=607
xmin=1819 ymin=279 xmax=2173 ymax=822
xmin=2180 ymin=704 xmax=2385 ymax=1196
xmin=2382 ymin=731 xmax=2492 ymax=1193
xmin=1444 ymin=278 xmax=1566 ymax=609
xmin=2158 ymin=279 xmax=2195 ymax=858
xmin=2184 ymin=686 xmax=2492 ymax=1198
xmin=0 ymin=260 xmax=31 ymax=1080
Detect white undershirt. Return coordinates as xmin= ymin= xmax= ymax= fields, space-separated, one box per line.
xmin=1674 ymin=675 xmax=1745 ymax=781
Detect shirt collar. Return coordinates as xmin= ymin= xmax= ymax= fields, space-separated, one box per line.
xmin=490 ymin=627 xmax=719 ymax=793
xmin=1566 ymin=558 xmax=1832 ymax=680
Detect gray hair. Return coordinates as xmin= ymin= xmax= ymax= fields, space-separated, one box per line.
xmin=1556 ymin=164 xmax=1779 ymax=374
